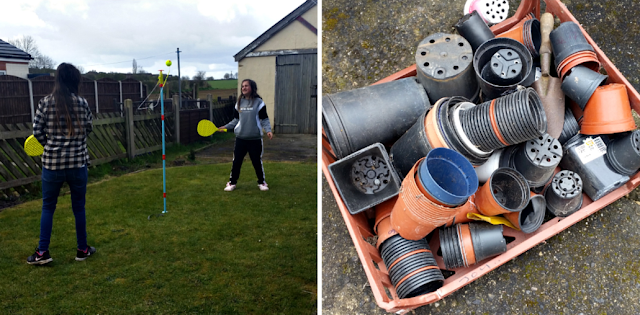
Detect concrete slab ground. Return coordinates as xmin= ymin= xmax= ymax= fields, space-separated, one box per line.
xmin=322 ymin=1 xmax=640 ymax=314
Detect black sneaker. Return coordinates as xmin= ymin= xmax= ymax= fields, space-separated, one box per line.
xmin=27 ymin=248 xmax=53 ymax=265
xmin=76 ymin=246 xmax=96 ymax=261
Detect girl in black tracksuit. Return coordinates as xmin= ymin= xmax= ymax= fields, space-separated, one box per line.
xmin=221 ymin=79 xmax=273 ymax=191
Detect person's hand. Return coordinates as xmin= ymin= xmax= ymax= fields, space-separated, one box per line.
xmin=267 ymin=132 xmax=273 ymax=140
xmin=217 ymin=127 xmax=227 ymax=133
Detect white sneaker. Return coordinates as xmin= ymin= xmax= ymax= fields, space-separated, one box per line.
xmin=224 ymin=182 xmax=236 ymax=191
xmin=258 ymin=183 xmax=269 ymax=191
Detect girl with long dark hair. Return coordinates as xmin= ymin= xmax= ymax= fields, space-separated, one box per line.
xmin=27 ymin=63 xmax=95 ymax=265
xmin=220 ymin=79 xmax=273 ymax=191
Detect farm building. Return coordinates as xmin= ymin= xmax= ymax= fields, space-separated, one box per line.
xmin=234 ymin=0 xmax=317 ymax=134
xmin=0 ymin=40 xmax=32 ymax=79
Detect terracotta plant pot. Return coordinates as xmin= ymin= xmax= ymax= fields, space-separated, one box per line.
xmin=581 ymin=84 xmax=637 ymax=135
xmin=496 ymin=17 xmax=540 ymax=57
xmin=475 ymin=168 xmax=530 ymax=216
xmin=376 ymin=216 xmax=399 ymax=249
xmin=390 ymin=158 xmax=469 ymax=240
xmin=374 ymin=197 xmax=397 ymax=235
xmin=556 ymin=50 xmax=600 ymax=81
xmin=425 ymin=98 xmax=449 ymax=149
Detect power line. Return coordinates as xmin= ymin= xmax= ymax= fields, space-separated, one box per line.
xmin=84 ymin=51 xmax=174 ymax=67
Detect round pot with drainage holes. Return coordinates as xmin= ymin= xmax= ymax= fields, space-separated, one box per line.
xmin=606 ymin=130 xmax=640 ymax=176
xmin=560 ymin=134 xmax=630 ymax=201
xmin=455 ymin=10 xmax=495 ymax=52
xmin=464 ymin=0 xmax=510 ymax=25
xmin=545 ymin=170 xmax=583 ymax=217
xmin=512 ymin=134 xmax=563 ymax=188
xmin=475 ymin=167 xmax=530 ymax=216
xmin=504 ymin=192 xmax=546 ymax=234
xmin=415 ymin=33 xmax=478 ymax=104
xmin=473 ymin=38 xmax=534 ymax=99
xmin=561 ymin=65 xmax=608 ymax=110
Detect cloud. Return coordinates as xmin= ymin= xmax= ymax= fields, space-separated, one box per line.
xmin=0 ymin=0 xmax=309 ymax=78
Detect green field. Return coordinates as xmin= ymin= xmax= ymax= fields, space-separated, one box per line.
xmin=0 ymin=161 xmax=317 ymax=314
xmin=206 ymin=79 xmax=238 ymax=90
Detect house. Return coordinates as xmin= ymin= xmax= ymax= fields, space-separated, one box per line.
xmin=0 ymin=39 xmax=33 ymax=79
xmin=234 ymin=0 xmax=317 ymax=134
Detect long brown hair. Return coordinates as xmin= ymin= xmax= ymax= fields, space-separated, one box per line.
xmin=235 ymin=79 xmax=262 ymax=112
xmin=51 ymin=63 xmax=83 ymax=136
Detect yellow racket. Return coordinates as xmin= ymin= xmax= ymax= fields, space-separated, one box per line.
xmin=197 ymin=119 xmax=226 ymax=137
xmin=24 ymin=135 xmax=44 ymax=156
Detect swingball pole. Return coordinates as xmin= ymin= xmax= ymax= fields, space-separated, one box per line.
xmin=159 ymin=70 xmax=167 ymax=214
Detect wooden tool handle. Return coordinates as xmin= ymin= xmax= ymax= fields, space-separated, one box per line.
xmin=539 ymin=13 xmax=554 ymax=75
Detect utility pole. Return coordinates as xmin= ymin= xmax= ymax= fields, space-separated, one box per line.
xmin=177 ymin=47 xmax=182 ymax=109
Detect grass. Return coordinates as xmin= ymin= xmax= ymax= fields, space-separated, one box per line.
xmin=0 ymin=161 xmax=317 ymax=314
xmin=205 ymin=79 xmax=238 ymax=90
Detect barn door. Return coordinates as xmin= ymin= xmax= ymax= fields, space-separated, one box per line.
xmin=274 ymin=53 xmax=317 ymax=134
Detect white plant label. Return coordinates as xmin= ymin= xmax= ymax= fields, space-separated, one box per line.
xmin=575 ymin=136 xmax=607 ymax=164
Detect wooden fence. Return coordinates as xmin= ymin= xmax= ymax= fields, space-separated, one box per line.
xmin=0 ymin=99 xmax=174 ymax=195
xmin=0 ymin=75 xmax=145 ymax=124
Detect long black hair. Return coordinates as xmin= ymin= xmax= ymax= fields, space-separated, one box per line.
xmin=51 ymin=63 xmax=82 ymax=136
xmin=236 ymin=79 xmax=262 ymax=112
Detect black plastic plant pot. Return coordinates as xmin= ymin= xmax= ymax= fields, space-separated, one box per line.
xmin=396 ymin=268 xmax=444 ymax=299
xmin=439 ymin=98 xmax=491 ymax=165
xmin=561 ymin=65 xmax=608 ymax=110
xmin=473 ymin=38 xmax=534 ymax=100
xmin=389 ymin=109 xmax=431 ymax=179
xmin=558 ymin=107 xmax=580 ymax=145
xmin=322 ymin=77 xmax=431 ymax=159
xmin=516 ymin=194 xmax=546 ymax=234
xmin=439 ymin=226 xmax=464 ymax=270
xmin=328 ymin=143 xmax=401 ymax=214
xmin=549 ymin=22 xmax=595 ymax=69
xmin=513 ymin=134 xmax=563 ymax=188
xmin=380 ymin=235 xmax=430 ymax=268
xmin=415 ymin=33 xmax=478 ymax=104
xmin=460 ymin=88 xmax=547 ymax=153
xmin=545 ymin=170 xmax=584 ymax=217
xmin=559 ymin=134 xmax=630 ymax=201
xmin=469 ymin=222 xmax=507 ymax=262
xmin=606 ymin=130 xmax=640 ymax=176
xmin=455 ymin=11 xmax=496 ymax=53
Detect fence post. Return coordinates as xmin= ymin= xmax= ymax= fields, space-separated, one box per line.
xmin=118 ymin=80 xmax=123 ymax=104
xmin=207 ymin=94 xmax=213 ymax=122
xmin=28 ymin=79 xmax=35 ymax=122
xmin=173 ymin=95 xmax=180 ymax=145
xmin=94 ymin=80 xmax=99 ymax=114
xmin=124 ymin=99 xmax=135 ymax=160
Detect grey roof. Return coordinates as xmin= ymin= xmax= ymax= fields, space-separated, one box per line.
xmin=0 ymin=39 xmax=33 ymax=60
xmin=234 ymin=0 xmax=317 ymax=61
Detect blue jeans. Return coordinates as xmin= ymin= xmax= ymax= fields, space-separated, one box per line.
xmin=39 ymin=166 xmax=88 ymax=252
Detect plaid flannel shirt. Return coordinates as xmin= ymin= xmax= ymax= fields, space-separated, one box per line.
xmin=33 ymin=94 xmax=93 ymax=170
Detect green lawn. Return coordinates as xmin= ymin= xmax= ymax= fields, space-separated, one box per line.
xmin=0 ymin=162 xmax=317 ymax=314
xmin=205 ymin=79 xmax=238 ymax=90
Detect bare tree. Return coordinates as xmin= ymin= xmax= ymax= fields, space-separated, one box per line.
xmin=181 ymin=75 xmax=190 ymax=80
xmin=234 ymin=72 xmax=238 ymax=79
xmin=8 ymin=35 xmax=56 ymax=69
xmin=193 ymin=70 xmax=206 ymax=81
xmin=132 ymin=59 xmax=138 ymax=74
xmin=76 ymin=65 xmax=85 ymax=74
xmin=223 ymin=73 xmax=230 ymax=80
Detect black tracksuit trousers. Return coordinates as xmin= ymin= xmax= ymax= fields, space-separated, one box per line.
xmin=229 ymin=138 xmax=265 ymax=185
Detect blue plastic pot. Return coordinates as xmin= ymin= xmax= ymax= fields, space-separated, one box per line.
xmin=417 ymin=147 xmax=479 ymax=206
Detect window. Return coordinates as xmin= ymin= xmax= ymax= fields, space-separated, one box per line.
xmin=0 ymin=70 xmax=6 ymax=75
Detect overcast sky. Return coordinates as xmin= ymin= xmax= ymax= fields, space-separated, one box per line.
xmin=0 ymin=0 xmax=308 ymax=79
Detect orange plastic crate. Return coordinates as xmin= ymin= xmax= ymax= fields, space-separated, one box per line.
xmin=321 ymin=0 xmax=640 ymax=312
